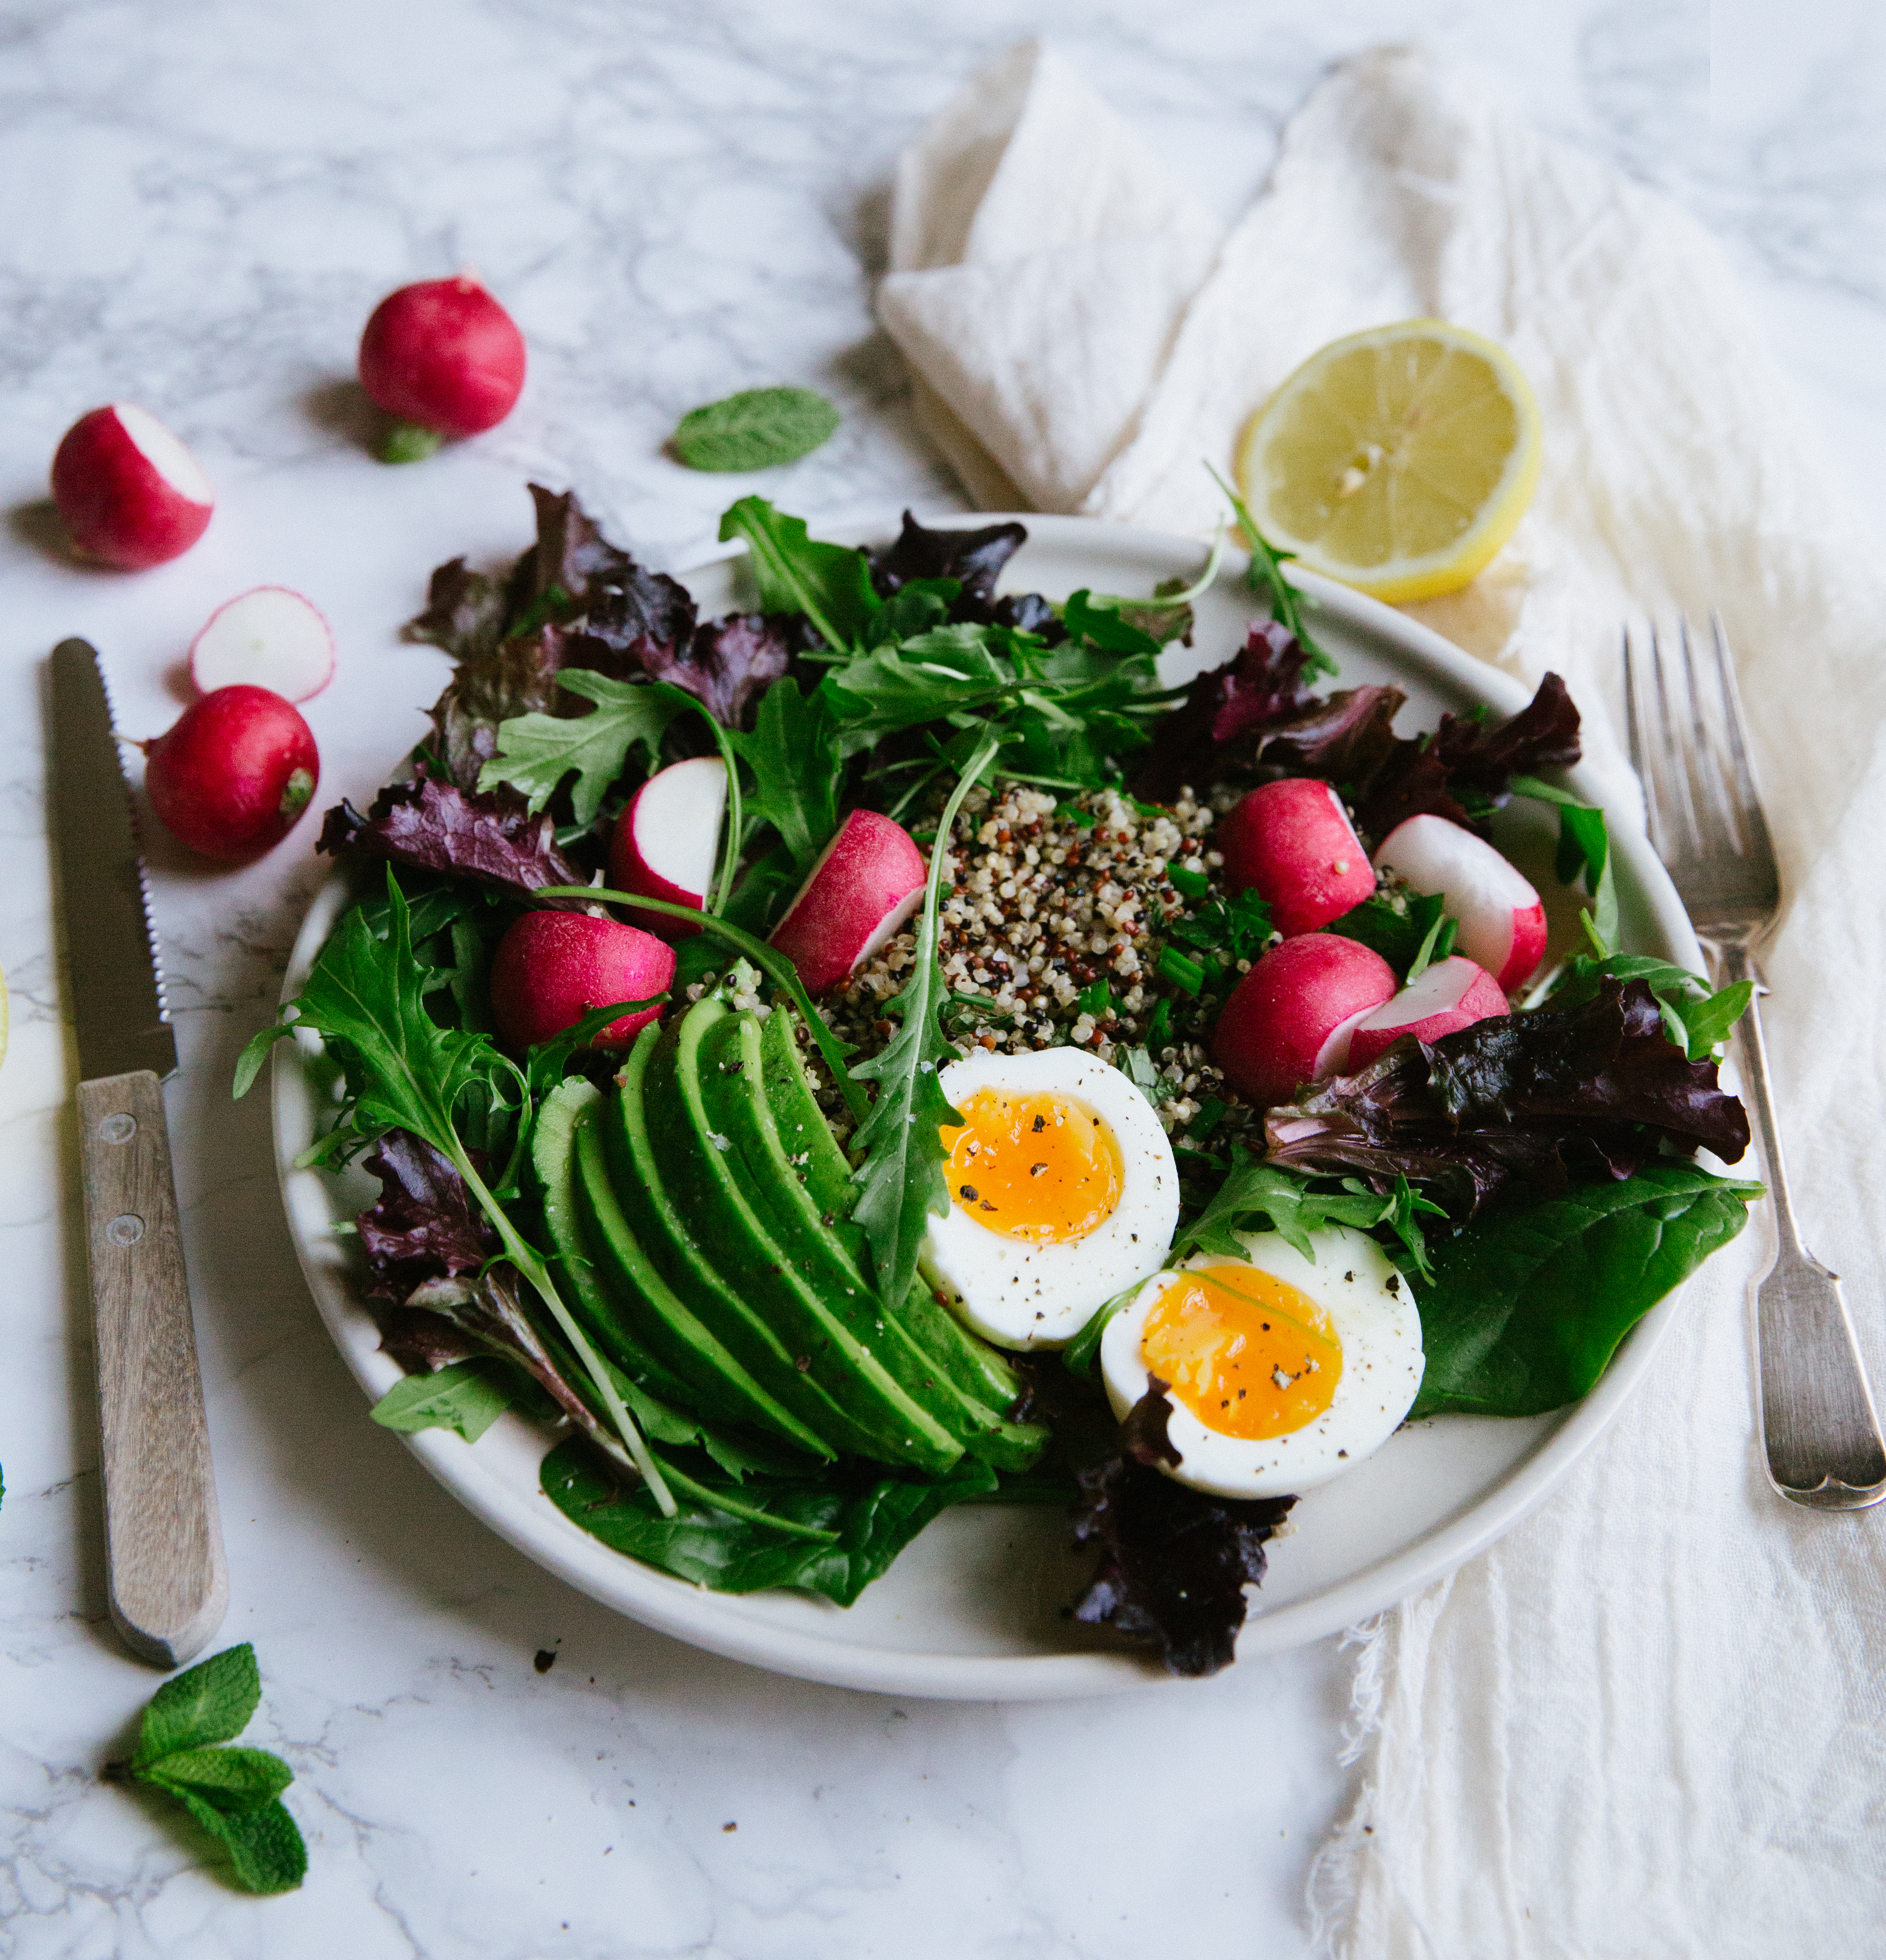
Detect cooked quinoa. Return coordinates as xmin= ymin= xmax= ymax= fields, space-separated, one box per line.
xmin=819 ymin=779 xmax=1268 ymax=1142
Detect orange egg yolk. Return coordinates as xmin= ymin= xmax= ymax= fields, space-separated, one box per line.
xmin=943 ymin=1088 xmax=1124 ymax=1243
xmin=1141 ymin=1263 xmax=1343 ymax=1440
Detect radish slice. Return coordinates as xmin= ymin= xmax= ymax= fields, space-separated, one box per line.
xmin=1217 ymin=778 xmax=1378 ymax=938
xmin=188 ymin=587 xmax=336 ymax=703
xmin=1212 ymin=935 xmax=1399 ymax=1106
xmin=769 ymin=810 xmax=928 ymax=995
xmin=607 ymin=757 xmax=728 ymax=939
xmin=1344 ymin=956 xmax=1510 ymax=1071
xmin=1371 ymin=813 xmax=1548 ymax=990
xmin=50 ymin=404 xmax=214 ymax=570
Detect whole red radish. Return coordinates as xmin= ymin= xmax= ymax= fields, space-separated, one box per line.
xmin=608 ymin=757 xmax=727 ymax=939
xmin=489 ymin=912 xmax=674 ymax=1051
xmin=1344 ymin=956 xmax=1510 ymax=1072
xmin=189 ymin=586 xmax=335 ymax=703
xmin=142 ymin=686 xmax=319 ymax=864
xmin=50 ymin=404 xmax=214 ymax=569
xmin=1218 ymin=778 xmax=1377 ymax=938
xmin=358 ymin=276 xmax=526 ymax=458
xmin=769 ymin=810 xmax=927 ymax=996
xmin=1212 ymin=935 xmax=1398 ymax=1107
xmin=1372 ymin=814 xmax=1547 ymax=990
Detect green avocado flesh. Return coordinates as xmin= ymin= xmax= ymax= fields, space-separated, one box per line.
xmin=541 ymin=988 xmax=1046 ymax=1476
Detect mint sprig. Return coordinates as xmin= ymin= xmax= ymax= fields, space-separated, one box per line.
xmin=111 ymin=1644 xmax=307 ymax=1895
xmin=673 ymin=386 xmax=840 ymax=472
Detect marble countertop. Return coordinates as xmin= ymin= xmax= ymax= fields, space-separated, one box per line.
xmin=4 ymin=1 xmax=1881 ymax=1953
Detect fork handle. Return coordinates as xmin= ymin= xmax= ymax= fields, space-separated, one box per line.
xmin=1718 ymin=945 xmax=1886 ymax=1509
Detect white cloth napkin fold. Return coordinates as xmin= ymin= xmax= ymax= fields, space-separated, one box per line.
xmin=884 ymin=43 xmax=1886 ymax=1953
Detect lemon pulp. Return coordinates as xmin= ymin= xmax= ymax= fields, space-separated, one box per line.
xmin=1235 ymin=319 xmax=1541 ymax=605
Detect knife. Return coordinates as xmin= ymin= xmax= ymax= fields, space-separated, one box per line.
xmin=47 ymin=639 xmax=228 ymax=1669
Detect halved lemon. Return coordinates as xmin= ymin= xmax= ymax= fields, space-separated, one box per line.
xmin=1235 ymin=320 xmax=1542 ymax=605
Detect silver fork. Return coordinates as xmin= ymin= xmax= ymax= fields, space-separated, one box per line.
xmin=1625 ymin=616 xmax=1886 ymax=1509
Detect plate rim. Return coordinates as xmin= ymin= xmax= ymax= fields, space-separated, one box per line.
xmin=272 ymin=510 xmax=1702 ymax=1701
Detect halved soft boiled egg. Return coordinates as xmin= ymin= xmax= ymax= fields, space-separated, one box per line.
xmin=1100 ymin=1225 xmax=1424 ymax=1497
xmin=922 ymin=1048 xmax=1179 ymax=1349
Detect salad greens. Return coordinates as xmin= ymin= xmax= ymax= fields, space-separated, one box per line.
xmin=273 ymin=481 xmax=1764 ymax=1680
xmin=106 ymin=1645 xmax=305 ymax=1896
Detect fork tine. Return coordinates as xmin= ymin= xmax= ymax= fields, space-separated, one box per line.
xmin=1707 ymin=611 xmax=1775 ymax=859
xmin=1622 ymin=625 xmax=1664 ymax=856
xmin=1679 ymin=615 xmax=1744 ymax=854
xmin=1650 ymin=621 xmax=1705 ymax=859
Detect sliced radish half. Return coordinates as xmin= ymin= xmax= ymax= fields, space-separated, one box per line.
xmin=769 ymin=810 xmax=928 ymax=995
xmin=1371 ymin=813 xmax=1548 ymax=991
xmin=50 ymin=403 xmax=215 ymax=569
xmin=1344 ymin=955 xmax=1510 ymax=1071
xmin=189 ymin=587 xmax=336 ymax=702
xmin=607 ymin=756 xmax=728 ymax=939
xmin=1212 ymin=934 xmax=1399 ymax=1107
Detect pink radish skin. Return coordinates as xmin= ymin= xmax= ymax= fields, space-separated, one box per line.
xmin=1344 ymin=956 xmax=1511 ymax=1072
xmin=50 ymin=405 xmax=214 ymax=569
xmin=358 ymin=276 xmax=527 ymax=438
xmin=608 ymin=758 xmax=727 ymax=941
xmin=488 ymin=912 xmax=674 ymax=1052
xmin=1372 ymin=814 xmax=1548 ymax=991
xmin=189 ymin=587 xmax=336 ymax=703
xmin=1218 ymin=779 xmax=1378 ymax=938
xmin=769 ymin=810 xmax=928 ymax=996
xmin=142 ymin=686 xmax=319 ymax=864
xmin=1212 ymin=935 xmax=1399 ymax=1107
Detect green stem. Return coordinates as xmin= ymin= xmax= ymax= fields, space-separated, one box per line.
xmin=452 ymin=1147 xmax=676 ymax=1516
xmin=534 ymin=886 xmax=869 ymax=1120
xmin=655 ymin=1460 xmax=840 ymax=1540
xmin=690 ymin=713 xmax=745 ymax=918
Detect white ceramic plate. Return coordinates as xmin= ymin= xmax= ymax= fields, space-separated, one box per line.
xmin=274 ymin=515 xmax=1702 ymax=1701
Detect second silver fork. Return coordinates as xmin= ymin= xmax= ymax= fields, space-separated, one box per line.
xmin=1625 ymin=616 xmax=1886 ymax=1510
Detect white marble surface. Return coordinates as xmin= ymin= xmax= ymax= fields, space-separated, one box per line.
xmin=3 ymin=1 xmax=1882 ymax=1953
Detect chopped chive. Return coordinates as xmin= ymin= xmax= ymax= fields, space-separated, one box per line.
xmin=1157 ymin=947 xmax=1205 ymax=995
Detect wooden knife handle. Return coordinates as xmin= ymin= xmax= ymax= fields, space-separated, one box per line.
xmin=78 ymin=1071 xmax=228 ymax=1668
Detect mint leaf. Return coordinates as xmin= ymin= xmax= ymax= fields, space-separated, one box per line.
xmin=147 ymin=1746 xmax=293 ymax=1811
xmin=480 ymin=671 xmax=694 ymax=828
xmin=847 ymin=730 xmax=1001 ymax=1310
xmin=674 ymin=387 xmax=840 ymax=472
xmin=718 ymin=496 xmax=880 ymax=650
xmin=136 ymin=1644 xmax=260 ymax=1764
xmin=206 ymin=1798 xmax=309 ymax=1895
xmin=370 ymin=1358 xmax=516 ymax=1442
xmin=726 ymin=677 xmax=841 ymax=877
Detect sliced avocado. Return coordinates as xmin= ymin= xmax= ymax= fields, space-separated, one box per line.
xmin=530 ymin=1077 xmax=696 ymax=1411
xmin=703 ymin=1013 xmax=1047 ymax=1473
xmin=759 ymin=1005 xmax=1030 ymax=1414
xmin=585 ymin=1034 xmax=835 ymax=1458
xmin=645 ymin=997 xmax=963 ymax=1474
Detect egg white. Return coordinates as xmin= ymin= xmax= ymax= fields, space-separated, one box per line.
xmin=921 ymin=1047 xmax=1179 ymax=1350
xmin=1100 ymin=1225 xmax=1424 ymax=1497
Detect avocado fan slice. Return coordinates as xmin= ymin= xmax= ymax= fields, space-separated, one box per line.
xmin=701 ymin=1012 xmax=1047 ymax=1473
xmin=584 ymin=1031 xmax=836 ymax=1457
xmin=645 ymin=996 xmax=964 ymax=1474
xmin=530 ymin=1077 xmax=698 ymax=1411
xmin=758 ymin=1003 xmax=1030 ymax=1413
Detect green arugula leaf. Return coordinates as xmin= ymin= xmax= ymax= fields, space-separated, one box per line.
xmin=1545 ymin=953 xmax=1753 ymax=1060
xmin=1509 ymin=774 xmax=1619 ymax=954
xmin=1325 ymin=888 xmax=1459 ymax=981
xmin=718 ymin=497 xmax=880 ymax=650
xmin=726 ymin=677 xmax=841 ymax=876
xmin=846 ymin=729 xmax=1002 ymax=1311
xmin=1176 ymin=1155 xmax=1389 ymax=1262
xmin=1062 ymin=590 xmax=1164 ymax=658
xmin=370 ymin=1358 xmax=517 ymax=1443
xmin=480 ymin=671 xmax=694 ymax=828
xmin=1208 ymin=465 xmax=1337 ymax=679
xmin=121 ymin=1645 xmax=308 ymax=1896
xmin=1062 ymin=1280 xmax=1145 ymax=1377
xmin=1667 ymin=978 xmax=1755 ymax=1059
xmin=1409 ymin=1161 xmax=1763 ymax=1417
xmin=863 ymin=579 xmax=959 ymax=647
xmin=672 ymin=386 xmax=839 ymax=472
xmin=136 ymin=1644 xmax=260 ymax=1764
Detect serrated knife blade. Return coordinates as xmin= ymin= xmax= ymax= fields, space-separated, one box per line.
xmin=46 ymin=638 xmax=226 ymax=1670
xmin=48 ymin=641 xmax=178 ymax=1081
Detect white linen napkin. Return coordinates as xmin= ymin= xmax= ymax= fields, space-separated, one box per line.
xmin=883 ymin=43 xmax=1886 ymax=1952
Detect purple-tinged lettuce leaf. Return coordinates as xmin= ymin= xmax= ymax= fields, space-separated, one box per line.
xmin=519 ymin=484 xmax=696 ymax=644
xmin=1118 ymin=1378 xmax=1182 ymax=1468
xmin=355 ymin=1130 xmax=498 ymax=1301
xmin=1130 ymin=621 xmax=1320 ymax=802
xmin=1071 ymin=1452 xmax=1296 ymax=1677
xmin=318 ymin=776 xmax=588 ymax=904
xmin=1263 ymin=980 xmax=1751 ymax=1205
xmin=636 ymin=613 xmax=796 ymax=729
xmin=867 ymin=511 xmax=1026 ymax=609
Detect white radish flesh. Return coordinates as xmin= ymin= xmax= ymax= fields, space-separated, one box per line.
xmin=1212 ymin=934 xmax=1399 ymax=1106
xmin=607 ymin=757 xmax=728 ymax=939
xmin=50 ymin=404 xmax=215 ymax=569
xmin=189 ymin=587 xmax=336 ymax=703
xmin=1344 ymin=956 xmax=1510 ymax=1071
xmin=1371 ymin=813 xmax=1548 ymax=991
